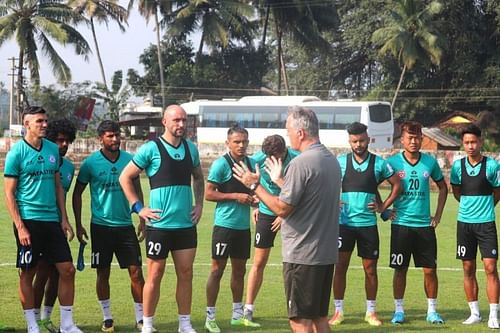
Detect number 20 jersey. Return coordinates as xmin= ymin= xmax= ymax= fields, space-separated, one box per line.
xmin=387 ymin=152 xmax=444 ymax=227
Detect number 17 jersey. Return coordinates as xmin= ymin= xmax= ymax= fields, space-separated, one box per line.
xmin=387 ymin=152 xmax=444 ymax=227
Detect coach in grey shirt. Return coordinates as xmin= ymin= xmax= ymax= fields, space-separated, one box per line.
xmin=233 ymin=106 xmax=341 ymax=333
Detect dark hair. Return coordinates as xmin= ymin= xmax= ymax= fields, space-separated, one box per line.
xmin=461 ymin=124 xmax=481 ymax=138
xmin=97 ymin=120 xmax=120 ymax=137
xmin=22 ymin=106 xmax=46 ymax=120
xmin=227 ymin=123 xmax=248 ymax=137
xmin=262 ymin=135 xmax=286 ymax=157
xmin=346 ymin=122 xmax=367 ymax=135
xmin=400 ymin=121 xmax=422 ymax=136
xmin=46 ymin=119 xmax=77 ymax=143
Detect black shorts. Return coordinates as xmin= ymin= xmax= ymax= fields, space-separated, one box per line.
xmin=254 ymin=212 xmax=279 ymax=248
xmin=283 ymin=262 xmax=334 ymax=319
xmin=212 ymin=226 xmax=250 ymax=259
xmin=390 ymin=224 xmax=437 ymax=269
xmin=91 ymin=224 xmax=142 ymax=268
xmin=14 ymin=220 xmax=72 ymax=269
xmin=338 ymin=225 xmax=379 ymax=259
xmin=456 ymin=221 xmax=498 ymax=260
xmin=145 ymin=226 xmax=197 ymax=260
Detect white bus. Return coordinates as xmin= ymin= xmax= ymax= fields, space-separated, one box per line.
xmin=181 ymin=96 xmax=393 ymax=149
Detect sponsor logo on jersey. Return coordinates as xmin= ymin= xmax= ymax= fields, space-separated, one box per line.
xmin=49 ymin=155 xmax=56 ymax=164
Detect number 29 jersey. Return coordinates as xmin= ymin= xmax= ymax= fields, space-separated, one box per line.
xmin=387 ymin=152 xmax=444 ymax=227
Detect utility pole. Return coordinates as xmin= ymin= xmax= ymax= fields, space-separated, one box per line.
xmin=8 ymin=57 xmax=17 ymax=131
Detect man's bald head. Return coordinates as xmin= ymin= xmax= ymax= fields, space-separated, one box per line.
xmin=162 ymin=104 xmax=187 ymax=139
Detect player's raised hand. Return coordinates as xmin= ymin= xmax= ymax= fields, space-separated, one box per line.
xmin=264 ymin=156 xmax=283 ymax=185
xmin=232 ymin=160 xmax=260 ymax=188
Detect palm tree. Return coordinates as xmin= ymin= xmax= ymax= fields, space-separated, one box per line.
xmin=128 ymin=0 xmax=174 ymax=108
xmin=68 ymin=0 xmax=129 ymax=90
xmin=257 ymin=0 xmax=339 ymax=94
xmin=0 ymin=0 xmax=91 ymax=113
xmin=167 ymin=0 xmax=256 ymax=60
xmin=372 ymin=0 xmax=445 ymax=108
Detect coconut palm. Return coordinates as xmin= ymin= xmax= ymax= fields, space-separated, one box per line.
xmin=68 ymin=0 xmax=129 ymax=90
xmin=372 ymin=0 xmax=445 ymax=108
xmin=167 ymin=0 xmax=256 ymax=59
xmin=128 ymin=0 xmax=174 ymax=108
xmin=257 ymin=0 xmax=339 ymax=94
xmin=0 ymin=0 xmax=91 ymax=111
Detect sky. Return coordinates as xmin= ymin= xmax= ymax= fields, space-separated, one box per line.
xmin=0 ymin=4 xmax=185 ymax=89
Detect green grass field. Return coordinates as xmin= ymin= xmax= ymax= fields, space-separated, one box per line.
xmin=0 ymin=180 xmax=498 ymax=333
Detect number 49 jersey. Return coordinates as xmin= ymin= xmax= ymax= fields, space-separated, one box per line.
xmin=387 ymin=152 xmax=444 ymax=227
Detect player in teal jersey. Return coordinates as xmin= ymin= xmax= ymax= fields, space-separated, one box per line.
xmin=450 ymin=124 xmax=500 ymax=329
xmin=329 ymin=122 xmax=401 ymax=327
xmin=386 ymin=121 xmax=448 ymax=325
xmin=33 ymin=119 xmax=77 ymax=333
xmin=4 ymin=106 xmax=82 ymax=333
xmin=243 ymin=135 xmax=299 ymax=325
xmin=120 ymin=105 xmax=205 ymax=333
xmin=72 ymin=121 xmax=146 ymax=332
xmin=204 ymin=125 xmax=260 ymax=333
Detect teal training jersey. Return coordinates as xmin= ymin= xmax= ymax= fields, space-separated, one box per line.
xmin=387 ymin=152 xmax=444 ymax=227
xmin=207 ymin=155 xmax=255 ymax=230
xmin=133 ymin=138 xmax=200 ymax=229
xmin=450 ymin=156 xmax=499 ymax=223
xmin=60 ymin=158 xmax=75 ymax=195
xmin=251 ymin=148 xmax=299 ymax=216
xmin=338 ymin=153 xmax=394 ymax=227
xmin=4 ymin=138 xmax=61 ymax=222
xmin=77 ymin=150 xmax=133 ymax=227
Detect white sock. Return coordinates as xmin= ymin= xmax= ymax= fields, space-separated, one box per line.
xmin=490 ymin=303 xmax=499 ymax=320
xmin=244 ymin=303 xmax=254 ymax=313
xmin=468 ymin=301 xmax=480 ymax=317
xmin=366 ymin=300 xmax=376 ymax=314
xmin=334 ymin=299 xmax=344 ymax=313
xmin=134 ymin=303 xmax=143 ymax=324
xmin=60 ymin=305 xmax=74 ymax=330
xmin=41 ymin=306 xmax=53 ymax=320
xmin=99 ymin=299 xmax=112 ymax=321
xmin=34 ymin=308 xmax=41 ymax=321
xmin=427 ymin=298 xmax=437 ymax=314
xmin=178 ymin=314 xmax=192 ymax=329
xmin=232 ymin=302 xmax=243 ymax=320
xmin=206 ymin=307 xmax=216 ymax=320
xmin=24 ymin=309 xmax=38 ymax=328
xmin=143 ymin=316 xmax=153 ymax=330
xmin=394 ymin=299 xmax=404 ymax=313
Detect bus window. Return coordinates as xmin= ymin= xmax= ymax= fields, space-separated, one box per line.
xmin=229 ymin=112 xmax=254 ymax=128
xmin=201 ymin=112 xmax=227 ymax=127
xmin=333 ymin=106 xmax=361 ymax=129
xmin=316 ymin=113 xmax=334 ymax=129
xmin=255 ymin=112 xmax=279 ymax=128
xmin=369 ymin=104 xmax=392 ymax=123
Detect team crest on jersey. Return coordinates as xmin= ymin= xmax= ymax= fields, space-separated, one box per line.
xmin=423 ymin=171 xmax=430 ymax=178
xmin=49 ymin=155 xmax=56 ymax=164
xmin=397 ymin=170 xmax=406 ymax=178
xmin=67 ymin=174 xmax=72 ymax=181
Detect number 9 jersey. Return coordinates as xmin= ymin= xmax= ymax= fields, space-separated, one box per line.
xmin=387 ymin=152 xmax=444 ymax=227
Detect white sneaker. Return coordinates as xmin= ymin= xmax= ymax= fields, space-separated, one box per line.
xmin=60 ymin=325 xmax=84 ymax=333
xmin=488 ymin=318 xmax=499 ymax=329
xmin=178 ymin=325 xmax=197 ymax=333
xmin=28 ymin=325 xmax=41 ymax=333
xmin=463 ymin=314 xmax=482 ymax=324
